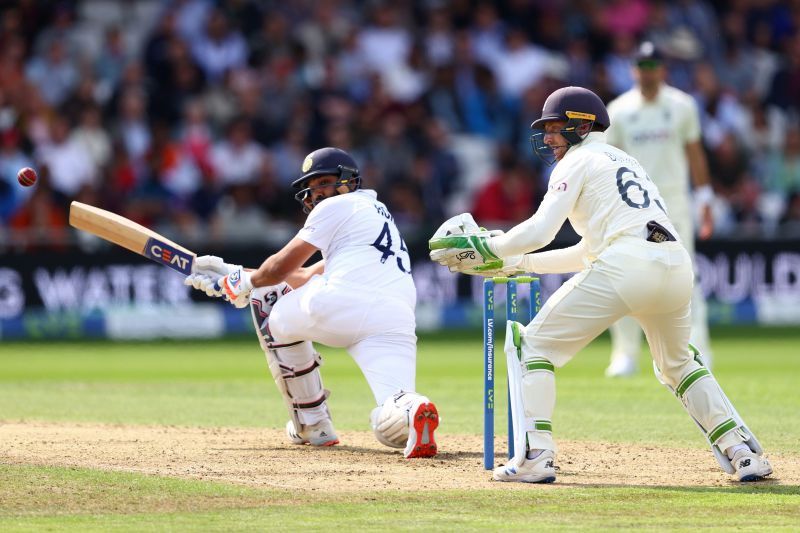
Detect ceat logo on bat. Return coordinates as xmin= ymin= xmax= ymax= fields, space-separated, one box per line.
xmin=144 ymin=238 xmax=193 ymax=274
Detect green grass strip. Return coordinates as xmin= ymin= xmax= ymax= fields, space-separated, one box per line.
xmin=3 ymin=464 xmax=800 ymax=531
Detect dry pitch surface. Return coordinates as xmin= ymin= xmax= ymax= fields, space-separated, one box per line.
xmin=2 ymin=422 xmax=798 ymax=490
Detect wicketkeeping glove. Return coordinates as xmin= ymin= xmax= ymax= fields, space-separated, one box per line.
xmin=217 ymin=267 xmax=254 ymax=309
xmin=462 ymin=255 xmax=525 ymax=277
xmin=429 ymin=232 xmax=500 ymax=269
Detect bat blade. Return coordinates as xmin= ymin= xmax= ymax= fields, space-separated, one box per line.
xmin=69 ymin=201 xmax=196 ymax=274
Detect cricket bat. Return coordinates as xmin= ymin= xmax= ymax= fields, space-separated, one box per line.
xmin=69 ymin=201 xmax=195 ymax=275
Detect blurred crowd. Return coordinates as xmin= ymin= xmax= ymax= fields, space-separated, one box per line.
xmin=2 ymin=0 xmax=800 ymax=252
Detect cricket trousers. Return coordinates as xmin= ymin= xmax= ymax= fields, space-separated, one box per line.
xmin=269 ymin=275 xmax=417 ymax=405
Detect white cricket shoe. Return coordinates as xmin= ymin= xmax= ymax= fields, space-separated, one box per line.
xmin=286 ymin=419 xmax=340 ymax=447
xmin=493 ymin=450 xmax=556 ymax=483
xmin=605 ymin=356 xmax=638 ymax=378
xmin=731 ymin=449 xmax=773 ymax=482
xmin=404 ymin=399 xmax=439 ymax=458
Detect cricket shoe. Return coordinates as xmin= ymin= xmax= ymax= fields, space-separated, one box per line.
xmin=605 ymin=356 xmax=638 ymax=378
xmin=286 ymin=419 xmax=339 ymax=446
xmin=731 ymin=449 xmax=773 ymax=482
xmin=404 ymin=399 xmax=439 ymax=458
xmin=493 ymin=451 xmax=556 ymax=483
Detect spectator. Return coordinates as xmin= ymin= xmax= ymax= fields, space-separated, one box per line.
xmin=358 ymin=4 xmax=412 ymax=74
xmin=779 ymin=191 xmax=800 ymax=235
xmin=765 ymin=126 xmax=800 ymax=197
xmin=471 ymin=146 xmax=538 ymax=227
xmin=209 ymin=183 xmax=273 ymax=244
xmin=94 ymin=26 xmax=131 ymax=103
xmin=490 ymin=26 xmax=553 ymax=100
xmin=604 ymin=33 xmax=637 ymax=95
xmin=8 ymin=171 xmax=68 ymax=251
xmin=210 ymin=116 xmax=266 ymax=186
xmin=271 ymin=121 xmax=309 ymax=189
xmin=0 ymin=129 xmax=34 ymax=221
xmin=0 ymin=0 xmax=798 ymax=244
xmin=600 ymin=0 xmax=650 ymax=37
xmin=113 ymin=86 xmax=151 ymax=178
xmin=36 ymin=115 xmax=96 ymax=199
xmin=24 ymin=40 xmax=78 ymax=107
xmin=70 ymin=105 xmax=112 ymax=171
xmin=190 ymin=8 xmax=247 ymax=83
xmin=692 ymin=61 xmax=748 ymax=149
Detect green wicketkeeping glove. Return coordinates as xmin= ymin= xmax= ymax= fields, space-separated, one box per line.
xmin=429 ymin=232 xmax=500 ymax=270
xmin=465 ymin=256 xmax=525 ymax=277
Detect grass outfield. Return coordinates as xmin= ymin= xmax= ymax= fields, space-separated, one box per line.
xmin=1 ymin=326 xmax=799 ymax=530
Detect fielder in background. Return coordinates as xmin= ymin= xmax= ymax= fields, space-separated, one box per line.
xmin=430 ymin=86 xmax=772 ymax=483
xmin=186 ymin=147 xmax=438 ymax=459
xmin=603 ymin=41 xmax=715 ymax=377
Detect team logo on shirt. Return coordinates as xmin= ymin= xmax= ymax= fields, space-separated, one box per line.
xmin=549 ymin=181 xmax=568 ymax=192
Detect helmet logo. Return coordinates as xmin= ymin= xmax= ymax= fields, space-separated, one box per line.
xmin=302 ymin=156 xmax=313 ymax=172
xmin=566 ymin=110 xmax=596 ymax=121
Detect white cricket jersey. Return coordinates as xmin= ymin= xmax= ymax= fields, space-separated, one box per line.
xmin=605 ymin=84 xmax=701 ymax=219
xmin=296 ymin=189 xmax=416 ymax=307
xmin=491 ymin=132 xmax=678 ymax=267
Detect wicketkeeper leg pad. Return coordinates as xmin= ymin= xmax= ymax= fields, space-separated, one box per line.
xmin=505 ymin=321 xmax=556 ymax=463
xmin=653 ymin=344 xmax=763 ymax=474
xmin=250 ymin=284 xmax=331 ymax=430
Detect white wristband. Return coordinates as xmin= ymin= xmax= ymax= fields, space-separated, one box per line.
xmin=695 ymin=185 xmax=714 ymax=208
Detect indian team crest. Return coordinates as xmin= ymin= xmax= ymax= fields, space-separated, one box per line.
xmin=302 ymin=155 xmax=313 ymax=172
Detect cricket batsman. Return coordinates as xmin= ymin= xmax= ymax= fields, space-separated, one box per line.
xmin=186 ymin=147 xmax=438 ymax=459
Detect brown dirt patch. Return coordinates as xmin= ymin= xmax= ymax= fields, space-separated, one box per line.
xmin=1 ymin=421 xmax=797 ymax=490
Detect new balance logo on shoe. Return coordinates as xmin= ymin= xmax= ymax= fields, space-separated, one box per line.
xmin=739 ymin=459 xmax=751 ymax=468
xmin=545 ymin=460 xmax=554 ymax=468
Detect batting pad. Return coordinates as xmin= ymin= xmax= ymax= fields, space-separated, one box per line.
xmin=653 ymin=345 xmax=764 ymax=474
xmin=505 ymin=322 xmax=556 ymax=461
xmin=505 ymin=322 xmax=528 ymax=464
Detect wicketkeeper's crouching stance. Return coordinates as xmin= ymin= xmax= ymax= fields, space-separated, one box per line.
xmin=430 ymin=87 xmax=772 ymax=483
xmin=186 ymin=147 xmax=438 ymax=459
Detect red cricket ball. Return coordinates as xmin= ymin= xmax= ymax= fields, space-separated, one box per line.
xmin=17 ymin=167 xmax=37 ymax=187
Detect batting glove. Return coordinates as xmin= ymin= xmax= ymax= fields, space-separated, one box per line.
xmin=192 ymin=255 xmax=239 ymax=277
xmin=217 ymin=267 xmax=254 ymax=308
xmin=184 ymin=273 xmax=226 ymax=299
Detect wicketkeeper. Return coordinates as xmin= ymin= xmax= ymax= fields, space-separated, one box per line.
xmin=186 ymin=147 xmax=438 ymax=459
xmin=430 ymin=87 xmax=772 ymax=483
